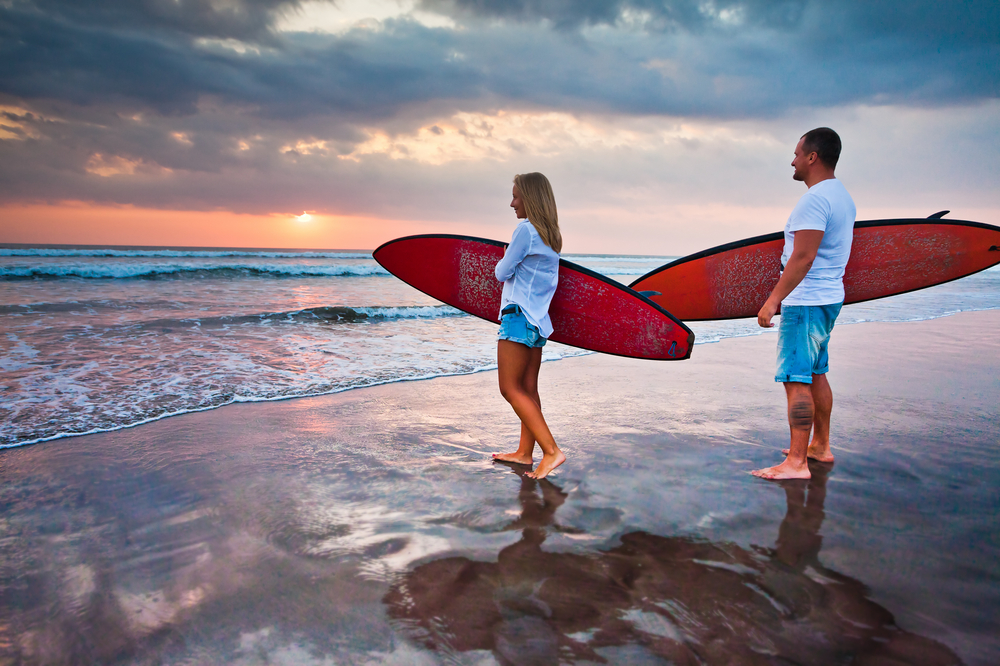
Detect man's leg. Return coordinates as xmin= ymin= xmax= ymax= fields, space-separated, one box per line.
xmin=782 ymin=372 xmax=835 ymax=462
xmin=752 ymin=382 xmax=813 ymax=480
xmin=807 ymin=372 xmax=835 ymax=462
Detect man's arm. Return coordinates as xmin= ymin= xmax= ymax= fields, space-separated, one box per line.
xmin=757 ymin=229 xmax=824 ymax=328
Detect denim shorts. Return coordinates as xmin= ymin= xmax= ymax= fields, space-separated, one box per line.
xmin=497 ymin=305 xmax=547 ymax=348
xmin=775 ymin=303 xmax=842 ymax=384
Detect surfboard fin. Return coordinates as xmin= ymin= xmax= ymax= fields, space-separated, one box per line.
xmin=927 ymin=210 xmax=950 ymax=219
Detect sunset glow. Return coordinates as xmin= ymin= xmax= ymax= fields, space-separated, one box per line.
xmin=0 ymin=202 xmax=435 ymax=250
xmin=1 ymin=1 xmax=997 ymax=252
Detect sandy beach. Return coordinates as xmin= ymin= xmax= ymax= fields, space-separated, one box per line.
xmin=1 ymin=310 xmax=997 ymax=665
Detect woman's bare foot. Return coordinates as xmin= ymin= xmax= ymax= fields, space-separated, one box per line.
xmin=526 ymin=450 xmax=565 ymax=479
xmin=492 ymin=452 xmax=533 ymax=465
xmin=781 ymin=445 xmax=835 ymax=463
xmin=751 ymin=460 xmax=811 ymax=480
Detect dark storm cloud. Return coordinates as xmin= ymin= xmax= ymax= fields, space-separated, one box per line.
xmin=13 ymin=0 xmax=305 ymax=41
xmin=0 ymin=0 xmax=998 ymax=213
xmin=422 ymin=0 xmax=808 ymax=31
xmin=1 ymin=0 xmax=997 ymax=121
xmin=427 ymin=0 xmax=1000 ymax=46
xmin=0 ymin=5 xmax=482 ymax=118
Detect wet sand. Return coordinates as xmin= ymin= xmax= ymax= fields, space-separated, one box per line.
xmin=1 ymin=310 xmax=997 ymax=665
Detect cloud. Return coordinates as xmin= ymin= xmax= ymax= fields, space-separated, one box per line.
xmin=423 ymin=0 xmax=1000 ymax=47
xmin=18 ymin=0 xmax=309 ymax=41
xmin=0 ymin=5 xmax=486 ymax=119
xmin=1 ymin=1 xmax=997 ymax=122
xmin=0 ymin=0 xmax=998 ymax=252
xmin=3 ymin=98 xmax=996 ymax=216
xmin=420 ymin=0 xmax=808 ymax=31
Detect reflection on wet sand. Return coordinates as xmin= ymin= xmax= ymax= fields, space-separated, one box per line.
xmin=0 ymin=464 xmax=392 ymax=665
xmin=385 ymin=464 xmax=963 ymax=665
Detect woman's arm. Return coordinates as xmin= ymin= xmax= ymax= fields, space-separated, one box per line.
xmin=495 ymin=224 xmax=530 ymax=282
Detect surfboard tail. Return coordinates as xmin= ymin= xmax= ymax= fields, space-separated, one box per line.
xmin=631 ymin=218 xmax=1000 ymax=321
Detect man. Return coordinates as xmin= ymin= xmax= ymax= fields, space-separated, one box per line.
xmin=752 ymin=128 xmax=856 ymax=481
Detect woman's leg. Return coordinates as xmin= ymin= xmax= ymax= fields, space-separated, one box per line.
xmin=519 ymin=346 xmax=543 ymax=452
xmin=494 ymin=341 xmax=564 ymax=478
xmin=493 ymin=341 xmax=538 ymax=464
xmin=495 ymin=345 xmax=543 ymax=464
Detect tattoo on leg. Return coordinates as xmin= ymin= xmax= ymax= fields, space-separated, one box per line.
xmin=790 ymin=400 xmax=813 ymax=429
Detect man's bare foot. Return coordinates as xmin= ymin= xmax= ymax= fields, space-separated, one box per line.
xmin=751 ymin=461 xmax=811 ymax=480
xmin=492 ymin=452 xmax=532 ymax=465
xmin=781 ymin=445 xmax=835 ymax=463
xmin=526 ymin=450 xmax=566 ymax=479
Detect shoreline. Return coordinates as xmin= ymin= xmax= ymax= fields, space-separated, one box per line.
xmin=1 ymin=310 xmax=997 ymax=664
xmin=5 ymin=306 xmax=998 ymax=451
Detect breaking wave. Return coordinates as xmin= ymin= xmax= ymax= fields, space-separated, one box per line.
xmin=0 ymin=262 xmax=388 ymax=279
xmin=0 ymin=247 xmax=371 ymax=259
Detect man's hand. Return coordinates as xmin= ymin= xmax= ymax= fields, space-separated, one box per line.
xmin=758 ymin=299 xmax=779 ymax=328
xmin=757 ymin=229 xmax=824 ymax=329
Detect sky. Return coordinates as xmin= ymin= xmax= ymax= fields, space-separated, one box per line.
xmin=1 ymin=0 xmax=998 ymax=254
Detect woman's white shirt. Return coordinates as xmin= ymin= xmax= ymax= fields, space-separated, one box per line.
xmin=495 ymin=219 xmax=560 ymax=338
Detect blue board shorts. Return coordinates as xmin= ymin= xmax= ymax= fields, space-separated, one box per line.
xmin=776 ymin=303 xmax=842 ymax=384
xmin=497 ymin=305 xmax=547 ymax=348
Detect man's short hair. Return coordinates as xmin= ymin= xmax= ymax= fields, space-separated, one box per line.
xmin=801 ymin=127 xmax=841 ymax=169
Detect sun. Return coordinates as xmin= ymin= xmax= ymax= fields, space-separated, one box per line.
xmin=294 ymin=212 xmax=313 ymax=223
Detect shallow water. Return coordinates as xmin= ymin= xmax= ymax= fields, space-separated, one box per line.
xmin=0 ymin=337 xmax=995 ymax=665
xmin=3 ymin=244 xmax=998 ymax=450
xmin=3 ymin=247 xmax=666 ymax=449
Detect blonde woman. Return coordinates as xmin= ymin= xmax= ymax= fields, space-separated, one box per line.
xmin=492 ymin=173 xmax=565 ymax=479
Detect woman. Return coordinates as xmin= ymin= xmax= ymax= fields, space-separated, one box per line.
xmin=492 ymin=172 xmax=565 ymax=479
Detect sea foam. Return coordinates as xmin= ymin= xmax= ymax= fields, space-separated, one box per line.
xmin=0 ymin=262 xmax=389 ymax=279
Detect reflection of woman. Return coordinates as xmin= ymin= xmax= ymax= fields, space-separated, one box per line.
xmin=491 ymin=173 xmax=565 ymax=479
xmin=385 ymin=468 xmax=962 ymax=665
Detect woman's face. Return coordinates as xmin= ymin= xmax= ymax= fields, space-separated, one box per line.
xmin=510 ymin=185 xmax=526 ymax=219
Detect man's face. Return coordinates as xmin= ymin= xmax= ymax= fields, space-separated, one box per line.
xmin=791 ymin=137 xmax=814 ymax=182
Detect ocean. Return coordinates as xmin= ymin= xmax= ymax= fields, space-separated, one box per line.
xmin=2 ymin=244 xmax=999 ymax=450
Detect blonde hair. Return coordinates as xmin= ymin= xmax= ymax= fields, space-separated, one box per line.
xmin=514 ymin=172 xmax=562 ymax=253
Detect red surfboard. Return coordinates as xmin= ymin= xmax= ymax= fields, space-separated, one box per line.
xmin=373 ymin=234 xmax=694 ymax=360
xmin=629 ymin=213 xmax=1000 ymax=321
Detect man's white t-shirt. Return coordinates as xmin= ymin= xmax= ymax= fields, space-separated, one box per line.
xmin=781 ymin=178 xmax=857 ymax=306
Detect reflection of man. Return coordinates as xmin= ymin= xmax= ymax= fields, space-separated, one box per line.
xmin=774 ymin=467 xmax=829 ymax=570
xmin=753 ymin=128 xmax=856 ymax=481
